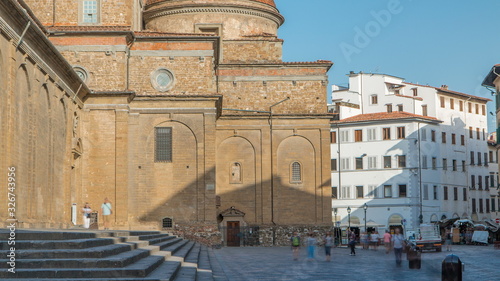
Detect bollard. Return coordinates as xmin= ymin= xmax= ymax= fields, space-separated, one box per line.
xmin=442 ymin=254 xmax=463 ymax=281
xmin=408 ymin=246 xmax=422 ymax=269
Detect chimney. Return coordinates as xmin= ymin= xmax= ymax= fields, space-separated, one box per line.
xmin=441 ymin=85 xmax=448 ymax=90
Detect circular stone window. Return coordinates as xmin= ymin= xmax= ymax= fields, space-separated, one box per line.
xmin=151 ymin=68 xmax=175 ymax=92
xmin=73 ymin=66 xmax=88 ymax=83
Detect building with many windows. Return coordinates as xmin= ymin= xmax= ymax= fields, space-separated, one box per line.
xmin=331 ymin=72 xmax=492 ymax=235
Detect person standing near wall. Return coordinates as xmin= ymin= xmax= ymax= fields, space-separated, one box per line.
xmin=348 ymin=229 xmax=356 ymax=256
xmin=290 ymin=231 xmax=301 ymax=260
xmin=392 ymin=228 xmax=405 ymax=267
xmin=324 ymin=232 xmax=333 ymax=262
xmin=383 ymin=230 xmax=392 ymax=254
xmin=101 ymin=198 xmax=112 ymax=230
xmin=82 ymin=203 xmax=92 ymax=229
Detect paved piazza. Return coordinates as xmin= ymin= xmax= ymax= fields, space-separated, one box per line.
xmin=212 ymin=244 xmax=499 ymax=281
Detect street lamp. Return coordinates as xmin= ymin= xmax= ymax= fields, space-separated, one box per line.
xmin=347 ymin=206 xmax=351 ymax=231
xmin=363 ymin=203 xmax=368 ymax=233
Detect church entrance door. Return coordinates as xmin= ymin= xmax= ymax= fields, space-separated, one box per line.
xmin=226 ymin=221 xmax=240 ymax=247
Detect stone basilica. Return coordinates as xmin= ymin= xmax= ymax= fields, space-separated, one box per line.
xmin=0 ymin=0 xmax=332 ymax=245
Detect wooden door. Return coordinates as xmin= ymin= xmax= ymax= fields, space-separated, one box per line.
xmin=227 ymin=221 xmax=240 ymax=247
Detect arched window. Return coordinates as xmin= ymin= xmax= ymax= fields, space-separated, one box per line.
xmin=162 ymin=217 xmax=173 ymax=228
xmin=290 ymin=161 xmax=302 ymax=183
xmin=230 ymin=162 xmax=242 ymax=184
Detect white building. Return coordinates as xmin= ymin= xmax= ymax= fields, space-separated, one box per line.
xmin=331 ymin=72 xmax=492 ymax=236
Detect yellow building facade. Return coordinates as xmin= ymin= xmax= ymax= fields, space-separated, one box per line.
xmin=1 ymin=0 xmax=332 ymax=246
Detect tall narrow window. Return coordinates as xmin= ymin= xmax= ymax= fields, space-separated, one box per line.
xmin=371 ymin=95 xmax=378 ymax=104
xmin=230 ymin=162 xmax=242 ymax=183
xmin=440 ymin=96 xmax=445 ymax=108
xmin=471 ymin=175 xmax=475 ymax=189
xmin=398 ymin=185 xmax=407 ymax=198
xmin=454 ymin=187 xmax=458 ymax=201
xmin=397 ymin=104 xmax=403 ymax=112
xmin=384 ymin=185 xmax=392 ymax=198
xmin=442 ymin=132 xmax=446 ymax=143
xmin=384 ymin=156 xmax=392 ymax=168
xmin=422 ymin=105 xmax=428 ymax=116
xmin=444 ymin=186 xmax=448 ymax=200
xmin=355 ymin=130 xmax=363 ymax=142
xmin=386 ymin=104 xmax=393 ymax=113
xmin=470 ymin=151 xmax=475 ymax=165
xmin=331 ymin=159 xmax=337 ymax=171
xmin=463 ymin=188 xmax=467 ymax=201
xmin=423 ymin=184 xmax=429 ymax=200
xmin=398 ymin=155 xmax=406 ymax=168
xmin=451 ymin=133 xmax=456 ymax=145
xmin=397 ymin=126 xmax=405 ymax=139
xmin=355 ymin=157 xmax=364 ymax=170
xmin=432 ymin=157 xmax=437 ymax=170
xmin=468 ymin=102 xmax=472 ymax=113
xmin=469 ymin=127 xmax=473 ymax=139
xmin=459 ymin=100 xmax=464 ymax=111
xmin=452 ymin=160 xmax=457 ymax=171
xmin=368 ymin=156 xmax=377 ymax=169
xmin=291 ymin=162 xmax=302 ymax=183
xmin=82 ymin=0 xmax=99 ymax=23
xmin=412 ymin=88 xmax=418 ymax=96
xmin=476 ymin=128 xmax=480 ymax=140
xmin=475 ymin=104 xmax=479 ymax=114
xmin=367 ymin=128 xmax=377 ymax=141
xmin=431 ymin=130 xmax=436 ymax=142
xmin=450 ymin=98 xmax=454 ymax=109
xmin=472 ymin=199 xmax=476 ymax=213
xmin=330 ymin=131 xmax=337 ymax=143
xmin=383 ymin=128 xmax=391 ymax=140
xmin=421 ymin=128 xmax=427 ymax=141
xmin=155 ymin=127 xmax=172 ymax=162
xmin=442 ymin=158 xmax=447 ymax=170
xmin=460 ymin=135 xmax=465 ymax=145
xmin=433 ymin=185 xmax=438 ymax=200
xmin=462 ymin=160 xmax=466 ymax=172
xmin=422 ymin=155 xmax=428 ymax=169
xmin=482 ymin=104 xmax=486 ymax=115
xmin=356 ymin=186 xmax=364 ymax=198
xmin=332 ymin=187 xmax=338 ymax=199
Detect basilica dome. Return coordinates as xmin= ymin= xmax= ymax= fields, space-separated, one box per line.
xmin=143 ymin=0 xmax=284 ymax=39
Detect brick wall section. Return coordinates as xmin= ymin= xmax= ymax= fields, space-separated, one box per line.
xmin=128 ymin=55 xmax=217 ymax=95
xmin=223 ymin=40 xmax=283 ymax=63
xmin=219 ymin=80 xmax=328 ymax=114
xmin=24 ymin=0 xmax=133 ymax=26
xmin=60 ymin=50 xmax=128 ymax=91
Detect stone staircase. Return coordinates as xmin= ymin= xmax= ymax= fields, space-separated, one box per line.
xmin=0 ymin=229 xmax=227 ymax=280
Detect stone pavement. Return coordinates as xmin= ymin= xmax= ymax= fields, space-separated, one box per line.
xmin=211 ymin=244 xmax=499 ymax=281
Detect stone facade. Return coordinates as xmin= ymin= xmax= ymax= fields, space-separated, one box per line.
xmin=1 ymin=0 xmax=333 ymax=246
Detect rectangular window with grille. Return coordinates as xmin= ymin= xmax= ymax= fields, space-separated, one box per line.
xmin=155 ymin=127 xmax=172 ymax=162
xmin=384 ymin=185 xmax=392 ymax=198
xmin=83 ymin=1 xmax=98 ymax=23
xmin=355 ymin=130 xmax=363 ymax=142
xmin=383 ymin=128 xmax=391 ymax=140
xmin=397 ymin=126 xmax=405 ymax=139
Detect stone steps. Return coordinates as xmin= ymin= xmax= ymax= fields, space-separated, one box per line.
xmin=0 ymin=229 xmax=224 ymax=280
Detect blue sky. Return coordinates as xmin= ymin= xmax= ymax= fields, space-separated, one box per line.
xmin=275 ymin=0 xmax=499 ymax=130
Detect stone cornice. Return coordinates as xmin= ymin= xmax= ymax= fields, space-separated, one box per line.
xmin=144 ymin=4 xmax=284 ymax=27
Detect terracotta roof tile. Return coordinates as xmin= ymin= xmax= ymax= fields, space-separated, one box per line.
xmin=332 ymin=111 xmax=440 ymax=124
xmin=395 ymin=94 xmax=423 ymax=101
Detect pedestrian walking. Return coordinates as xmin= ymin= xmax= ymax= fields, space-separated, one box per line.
xmin=82 ymin=202 xmax=92 ymax=229
xmin=383 ymin=230 xmax=392 ymax=254
xmin=445 ymin=226 xmax=453 ymax=251
xmin=323 ymin=232 xmax=333 ymax=262
xmin=290 ymin=231 xmax=301 ymax=261
xmin=306 ymin=233 xmax=317 ymax=260
xmin=101 ymin=197 xmax=112 ymax=230
xmin=370 ymin=230 xmax=380 ymax=251
xmin=392 ymin=228 xmax=405 ymax=267
xmin=348 ymin=229 xmax=356 ymax=256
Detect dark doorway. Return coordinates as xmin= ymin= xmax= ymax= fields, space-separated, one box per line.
xmin=227 ymin=221 xmax=240 ymax=247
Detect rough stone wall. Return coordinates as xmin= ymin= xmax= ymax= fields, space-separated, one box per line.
xmin=171 ymin=222 xmax=222 ymax=247
xmin=128 ymin=54 xmax=216 ymax=95
xmin=24 ymin=0 xmax=133 ymax=26
xmin=0 ymin=0 xmax=87 ymax=229
xmin=258 ymin=225 xmax=334 ymax=247
xmin=218 ymin=80 xmax=328 ymax=114
xmin=223 ymin=39 xmax=282 ymax=63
